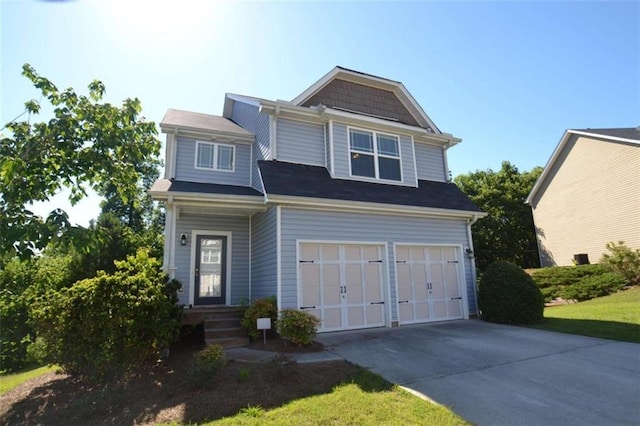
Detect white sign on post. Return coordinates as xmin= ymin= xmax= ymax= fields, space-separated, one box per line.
xmin=257 ymin=317 xmax=271 ymax=345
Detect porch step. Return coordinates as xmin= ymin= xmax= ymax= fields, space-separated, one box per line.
xmin=204 ymin=318 xmax=244 ymax=329
xmin=205 ymin=326 xmax=246 ymax=339
xmin=182 ymin=306 xmax=246 ymax=325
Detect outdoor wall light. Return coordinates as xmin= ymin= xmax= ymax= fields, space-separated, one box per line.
xmin=180 ymin=233 xmax=188 ymax=246
xmin=465 ymin=247 xmax=474 ymax=258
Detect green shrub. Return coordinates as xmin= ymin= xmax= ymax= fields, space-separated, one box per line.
xmin=478 ymin=260 xmax=544 ymax=325
xmin=195 ymin=344 xmax=227 ymax=375
xmin=241 ymin=296 xmax=278 ymax=340
xmin=561 ymin=273 xmax=627 ymax=302
xmin=29 ymin=249 xmax=182 ymax=383
xmin=277 ymin=309 xmax=320 ymax=345
xmin=530 ymin=264 xmax=608 ymax=301
xmin=600 ymin=241 xmax=640 ymax=286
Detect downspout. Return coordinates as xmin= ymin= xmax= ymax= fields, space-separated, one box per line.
xmin=466 ymin=214 xmax=480 ymax=317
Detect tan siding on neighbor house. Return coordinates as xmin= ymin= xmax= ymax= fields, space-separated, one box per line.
xmin=530 ymin=135 xmax=640 ymax=266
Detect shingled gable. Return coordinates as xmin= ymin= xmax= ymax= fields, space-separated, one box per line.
xmin=259 ymin=160 xmax=482 ymax=214
xmin=291 ymin=66 xmax=440 ymax=132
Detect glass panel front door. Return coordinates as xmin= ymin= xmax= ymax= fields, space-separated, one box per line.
xmin=195 ymin=235 xmax=227 ymax=305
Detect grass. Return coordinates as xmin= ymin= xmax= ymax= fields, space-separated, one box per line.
xmin=529 ymin=287 xmax=640 ymax=343
xmin=0 ymin=365 xmax=57 ymax=395
xmin=209 ymin=368 xmax=469 ymax=425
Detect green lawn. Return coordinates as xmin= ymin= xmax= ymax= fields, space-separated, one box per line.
xmin=529 ymin=287 xmax=640 ymax=343
xmin=209 ymin=368 xmax=469 ymax=426
xmin=0 ymin=365 xmax=57 ymax=395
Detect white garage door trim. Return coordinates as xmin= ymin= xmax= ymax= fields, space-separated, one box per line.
xmin=394 ymin=243 xmax=468 ymax=325
xmin=297 ymin=240 xmax=389 ymax=332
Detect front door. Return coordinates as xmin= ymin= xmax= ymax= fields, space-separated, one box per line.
xmin=195 ymin=235 xmax=227 ymax=305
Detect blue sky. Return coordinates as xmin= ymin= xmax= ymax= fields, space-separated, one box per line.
xmin=2 ymin=0 xmax=639 ymax=226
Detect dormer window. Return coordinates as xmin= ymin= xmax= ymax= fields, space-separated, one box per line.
xmin=195 ymin=141 xmax=235 ymax=172
xmin=349 ymin=128 xmax=401 ymax=181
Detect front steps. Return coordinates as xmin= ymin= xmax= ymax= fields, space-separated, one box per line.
xmin=183 ymin=306 xmax=249 ymax=348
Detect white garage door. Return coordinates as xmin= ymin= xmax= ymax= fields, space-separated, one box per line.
xmin=299 ymin=243 xmax=386 ymax=332
xmin=396 ymin=245 xmax=464 ymax=325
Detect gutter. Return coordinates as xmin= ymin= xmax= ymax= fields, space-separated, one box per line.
xmin=466 ymin=214 xmax=481 ymax=317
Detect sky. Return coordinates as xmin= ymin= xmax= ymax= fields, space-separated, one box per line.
xmin=1 ymin=0 xmax=639 ymax=226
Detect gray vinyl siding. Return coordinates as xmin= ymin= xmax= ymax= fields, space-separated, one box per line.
xmin=276 ymin=119 xmax=325 ymax=166
xmin=415 ymin=143 xmax=447 ymax=182
xmin=174 ymin=137 xmax=251 ymax=185
xmin=279 ymin=208 xmax=476 ymax=321
xmin=250 ymin=207 xmax=278 ymax=301
xmin=174 ymin=214 xmax=250 ymax=306
xmin=230 ymin=100 xmax=271 ymax=191
xmin=331 ymin=122 xmax=418 ymax=187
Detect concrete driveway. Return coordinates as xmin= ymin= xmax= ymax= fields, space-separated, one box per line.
xmin=317 ymin=320 xmax=640 ymax=426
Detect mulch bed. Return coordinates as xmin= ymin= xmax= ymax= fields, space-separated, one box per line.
xmin=247 ymin=336 xmax=324 ymax=353
xmin=0 ymin=341 xmax=357 ymax=425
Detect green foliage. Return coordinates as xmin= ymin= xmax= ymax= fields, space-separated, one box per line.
xmin=454 ymin=162 xmax=542 ymax=271
xmin=560 ymin=273 xmax=627 ymax=302
xmin=600 ymin=241 xmax=640 ymax=286
xmin=0 ymin=63 xmax=161 ymax=261
xmin=191 ymin=344 xmax=227 ymax=388
xmin=241 ymin=296 xmax=278 ymax=340
xmin=29 ymin=249 xmax=182 ymax=383
xmin=237 ymin=367 xmax=250 ymax=382
xmin=277 ymin=309 xmax=320 ymax=345
xmin=0 ymin=258 xmax=32 ymax=372
xmin=478 ymin=260 xmax=544 ymax=325
xmin=530 ymin=264 xmax=608 ymax=301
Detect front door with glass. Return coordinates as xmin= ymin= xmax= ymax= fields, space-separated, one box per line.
xmin=195 ymin=235 xmax=227 ymax=305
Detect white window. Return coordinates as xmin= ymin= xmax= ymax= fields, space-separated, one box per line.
xmin=195 ymin=141 xmax=235 ymax=171
xmin=349 ymin=129 xmax=401 ymax=181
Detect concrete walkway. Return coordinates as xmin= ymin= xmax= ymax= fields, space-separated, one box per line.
xmin=316 ymin=320 xmax=640 ymax=426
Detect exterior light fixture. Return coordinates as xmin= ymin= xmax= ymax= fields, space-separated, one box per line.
xmin=180 ymin=233 xmax=188 ymax=246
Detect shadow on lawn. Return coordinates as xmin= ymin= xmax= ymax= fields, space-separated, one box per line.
xmin=529 ymin=318 xmax=640 ymax=343
xmin=0 ymin=342 xmax=392 ymax=425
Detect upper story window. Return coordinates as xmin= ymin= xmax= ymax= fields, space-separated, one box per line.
xmin=349 ymin=128 xmax=401 ymax=181
xmin=195 ymin=141 xmax=235 ymax=172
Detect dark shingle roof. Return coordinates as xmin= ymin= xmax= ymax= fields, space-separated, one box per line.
xmin=258 ymin=161 xmax=482 ymax=213
xmin=573 ymin=127 xmax=640 ymax=141
xmin=150 ymin=179 xmax=262 ymax=197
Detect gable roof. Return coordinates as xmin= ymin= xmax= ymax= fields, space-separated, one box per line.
xmin=291 ymin=66 xmax=441 ymax=133
xmin=160 ymin=108 xmax=254 ymax=139
xmin=259 ymin=160 xmax=483 ymax=215
xmin=526 ymin=127 xmax=640 ymax=204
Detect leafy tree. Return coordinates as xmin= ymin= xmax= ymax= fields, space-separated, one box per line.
xmin=30 ymin=249 xmax=182 ymax=383
xmin=0 ymin=63 xmax=161 ymax=262
xmin=455 ymin=161 xmax=542 ymax=271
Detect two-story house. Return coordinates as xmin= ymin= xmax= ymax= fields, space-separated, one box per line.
xmin=150 ymin=67 xmax=485 ymax=334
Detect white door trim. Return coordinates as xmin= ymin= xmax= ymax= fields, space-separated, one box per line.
xmin=190 ymin=230 xmax=232 ymax=306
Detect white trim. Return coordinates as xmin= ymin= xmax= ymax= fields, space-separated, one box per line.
xmin=162 ymin=201 xmax=174 ymax=274
xmin=276 ymin=206 xmax=282 ymax=312
xmin=411 ymin=135 xmax=418 ymax=187
xmin=194 ymin=141 xmax=236 ymax=172
xmin=249 ymin=143 xmax=253 ymax=187
xmin=160 ymin=125 xmax=254 ymax=144
xmin=189 ymin=230 xmax=233 ymax=307
xmin=169 ymin=203 xmax=177 ymax=277
xmin=527 ymin=129 xmax=640 ymax=205
xmin=466 ymin=215 xmax=480 ymax=316
xmin=347 ymin=126 xmax=403 ymax=183
xmin=164 ymin=133 xmax=176 ymax=179
xmin=269 ymin=114 xmax=277 ymax=160
xmin=323 ymin=121 xmax=328 ymax=168
xmin=443 ymin=145 xmax=450 ymax=181
xmin=329 ymin=120 xmax=335 ymax=177
xmin=267 ymin=194 xmax=487 ymax=219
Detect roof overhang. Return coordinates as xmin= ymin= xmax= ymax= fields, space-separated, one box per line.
xmin=266 ymin=194 xmax=487 ymax=220
xmin=290 ymin=66 xmax=442 ymax=133
xmin=159 ymin=123 xmax=255 ymax=144
xmin=526 ymin=129 xmax=640 ymax=205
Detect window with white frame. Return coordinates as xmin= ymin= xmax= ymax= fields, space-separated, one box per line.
xmin=349 ymin=129 xmax=401 ymax=181
xmin=195 ymin=141 xmax=235 ymax=171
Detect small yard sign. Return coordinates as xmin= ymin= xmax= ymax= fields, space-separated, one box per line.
xmin=257 ymin=317 xmax=271 ymax=344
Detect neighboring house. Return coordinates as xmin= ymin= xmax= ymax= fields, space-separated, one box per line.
xmin=526 ymin=127 xmax=640 ymax=267
xmin=150 ymin=66 xmax=485 ymax=333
